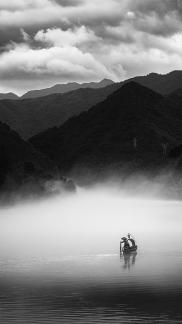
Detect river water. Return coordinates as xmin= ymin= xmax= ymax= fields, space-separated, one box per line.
xmin=0 ymin=187 xmax=182 ymax=323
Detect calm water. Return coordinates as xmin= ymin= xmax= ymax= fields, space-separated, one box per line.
xmin=0 ymin=188 xmax=182 ymax=323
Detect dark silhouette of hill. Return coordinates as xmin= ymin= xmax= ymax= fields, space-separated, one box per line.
xmin=0 ymin=83 xmax=120 ymax=139
xmin=2 ymin=69 xmax=182 ymax=103
xmin=127 ymin=70 xmax=182 ymax=95
xmin=1 ymin=70 xmax=182 ymax=143
xmin=0 ymin=93 xmax=19 ymax=100
xmin=0 ymin=122 xmax=56 ymax=190
xmin=21 ymin=79 xmax=114 ymax=99
xmin=30 ymin=81 xmax=181 ymax=180
xmin=0 ymin=122 xmax=76 ymax=200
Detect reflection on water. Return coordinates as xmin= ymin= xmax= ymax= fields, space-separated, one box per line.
xmin=0 ymin=188 xmax=182 ymax=323
xmin=120 ymin=251 xmax=137 ymax=270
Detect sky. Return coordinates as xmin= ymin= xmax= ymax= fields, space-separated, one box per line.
xmin=1 ymin=0 xmax=182 ymax=95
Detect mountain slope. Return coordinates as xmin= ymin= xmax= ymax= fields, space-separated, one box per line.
xmin=21 ymin=79 xmax=114 ymax=99
xmin=0 ymin=83 xmax=120 ymax=139
xmin=0 ymin=93 xmax=19 ymax=100
xmin=30 ymin=82 xmax=177 ymax=178
xmin=2 ymin=70 xmax=182 ymax=142
xmin=0 ymin=122 xmax=59 ymax=192
xmin=127 ymin=70 xmax=182 ymax=95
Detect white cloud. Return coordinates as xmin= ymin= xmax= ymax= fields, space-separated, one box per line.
xmin=35 ymin=26 xmax=98 ymax=47
xmin=0 ymin=42 xmax=115 ymax=81
xmin=20 ymin=28 xmax=31 ymax=42
xmin=127 ymin=11 xmax=135 ymax=19
xmin=0 ymin=6 xmax=67 ymax=28
xmin=1 ymin=0 xmax=182 ymax=94
xmin=0 ymin=0 xmax=52 ymax=10
xmin=0 ymin=0 xmax=122 ymax=29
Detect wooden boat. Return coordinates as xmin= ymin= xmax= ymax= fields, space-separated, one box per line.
xmin=122 ymin=245 xmax=137 ymax=254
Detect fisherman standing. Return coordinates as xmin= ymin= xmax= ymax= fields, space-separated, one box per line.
xmin=127 ymin=233 xmax=136 ymax=247
xmin=120 ymin=237 xmax=130 ymax=251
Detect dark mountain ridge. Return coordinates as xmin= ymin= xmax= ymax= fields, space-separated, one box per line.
xmin=0 ymin=83 xmax=120 ymax=139
xmin=2 ymin=69 xmax=182 ymax=101
xmin=1 ymin=70 xmax=182 ymax=142
xmin=0 ymin=79 xmax=115 ymax=100
xmin=0 ymin=93 xmax=19 ymax=100
xmin=21 ymin=79 xmax=115 ymax=99
xmin=30 ymin=81 xmax=179 ymax=181
xmin=127 ymin=70 xmax=182 ymax=95
xmin=0 ymin=122 xmax=55 ymax=189
xmin=0 ymin=121 xmax=76 ymax=200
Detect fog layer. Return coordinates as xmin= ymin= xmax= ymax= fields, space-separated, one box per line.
xmin=0 ymin=185 xmax=181 ymax=262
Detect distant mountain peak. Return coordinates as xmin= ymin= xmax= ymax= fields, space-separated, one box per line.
xmin=99 ymin=78 xmax=114 ymax=83
xmin=113 ymin=81 xmax=162 ymax=99
xmin=0 ymin=92 xmax=19 ymax=100
xmin=126 ymin=69 xmax=182 ymax=95
xmin=29 ymin=77 xmax=169 ymax=177
xmin=21 ymin=79 xmax=115 ymax=99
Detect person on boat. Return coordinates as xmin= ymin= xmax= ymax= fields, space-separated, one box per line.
xmin=121 ymin=237 xmax=130 ymax=249
xmin=127 ymin=233 xmax=136 ymax=247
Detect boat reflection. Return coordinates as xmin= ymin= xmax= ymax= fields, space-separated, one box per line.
xmin=120 ymin=251 xmax=137 ymax=270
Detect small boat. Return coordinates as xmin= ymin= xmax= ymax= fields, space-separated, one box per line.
xmin=120 ymin=234 xmax=138 ymax=254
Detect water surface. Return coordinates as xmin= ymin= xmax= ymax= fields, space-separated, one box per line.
xmin=0 ymin=189 xmax=182 ymax=323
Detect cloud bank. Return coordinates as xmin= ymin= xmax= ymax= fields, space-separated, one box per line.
xmin=1 ymin=0 xmax=182 ymax=94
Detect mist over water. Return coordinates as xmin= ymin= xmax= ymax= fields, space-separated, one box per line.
xmin=1 ymin=181 xmax=182 ymax=323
